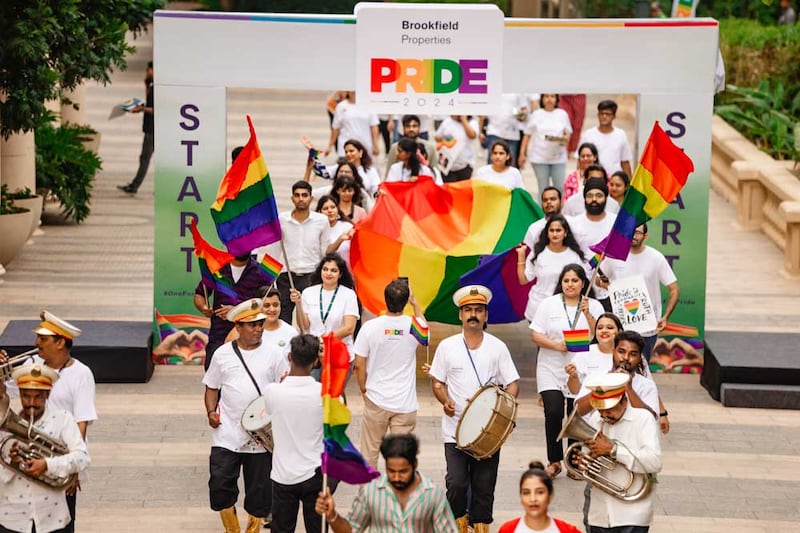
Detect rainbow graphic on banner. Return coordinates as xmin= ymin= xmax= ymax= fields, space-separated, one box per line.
xmin=563 ymin=329 xmax=591 ymax=353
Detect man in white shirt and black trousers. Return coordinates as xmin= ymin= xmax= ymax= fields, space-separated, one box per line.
xmin=428 ymin=285 xmax=520 ymax=533
xmin=203 ymin=299 xmax=288 ymax=533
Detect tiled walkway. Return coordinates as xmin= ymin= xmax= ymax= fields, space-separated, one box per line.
xmin=1 ymin=23 xmax=799 ymax=533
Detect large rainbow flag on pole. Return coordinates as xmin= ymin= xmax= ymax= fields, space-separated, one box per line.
xmin=211 ymin=116 xmax=281 ymax=256
xmin=591 ymin=122 xmax=694 ymax=261
xmin=190 ymin=219 xmax=238 ymax=301
xmin=351 ymin=177 xmax=543 ymax=325
xmin=321 ymin=333 xmax=379 ymax=484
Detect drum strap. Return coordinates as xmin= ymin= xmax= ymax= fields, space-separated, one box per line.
xmin=231 ymin=341 xmax=262 ymax=396
xmin=462 ymin=337 xmax=486 ymax=388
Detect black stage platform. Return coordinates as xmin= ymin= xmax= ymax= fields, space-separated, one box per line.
xmin=1 ymin=320 xmax=154 ymax=383
xmin=702 ymin=330 xmax=800 ymax=409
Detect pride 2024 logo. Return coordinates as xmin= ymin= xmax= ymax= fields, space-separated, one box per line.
xmin=370 ymin=58 xmax=488 ymax=94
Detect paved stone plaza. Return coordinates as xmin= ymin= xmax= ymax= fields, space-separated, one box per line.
xmin=2 ymin=24 xmax=800 ymax=533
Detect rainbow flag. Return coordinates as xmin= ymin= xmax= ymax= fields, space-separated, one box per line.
xmin=321 ymin=334 xmax=379 ymax=484
xmin=563 ymin=329 xmax=591 ymax=353
xmin=588 ymin=252 xmax=603 ymax=269
xmin=591 ymin=122 xmax=693 ymax=262
xmin=258 ymin=253 xmax=283 ymax=285
xmin=211 ymin=116 xmax=281 ymax=256
xmin=190 ymin=220 xmax=238 ymax=301
xmin=410 ymin=316 xmax=429 ymax=346
xmin=351 ymin=177 xmax=543 ymax=325
xmin=309 ymin=148 xmax=331 ymax=180
xmin=155 ymin=309 xmax=181 ymax=342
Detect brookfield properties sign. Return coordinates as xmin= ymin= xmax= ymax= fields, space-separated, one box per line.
xmin=355 ymin=2 xmax=503 ymax=115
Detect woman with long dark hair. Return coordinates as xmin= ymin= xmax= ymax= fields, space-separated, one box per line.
xmin=290 ymin=253 xmax=359 ymax=361
xmin=516 ymin=215 xmax=586 ymax=322
xmin=385 ymin=137 xmax=433 ymax=183
xmin=529 ymin=263 xmax=604 ymax=479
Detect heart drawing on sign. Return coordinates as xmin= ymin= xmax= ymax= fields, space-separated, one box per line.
xmin=623 ymin=299 xmax=640 ymax=315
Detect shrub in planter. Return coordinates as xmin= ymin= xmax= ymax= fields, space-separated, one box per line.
xmin=35 ymin=122 xmax=102 ymax=224
xmin=0 ymin=185 xmax=34 ymax=265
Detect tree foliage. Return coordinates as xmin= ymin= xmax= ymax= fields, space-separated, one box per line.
xmin=0 ymin=0 xmax=164 ymax=139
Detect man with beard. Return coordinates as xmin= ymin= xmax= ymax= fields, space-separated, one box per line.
xmin=314 ymin=434 xmax=456 ymax=532
xmin=575 ymin=331 xmax=659 ymax=419
xmin=428 ymin=285 xmax=520 ymax=533
xmin=561 ymin=165 xmax=620 ymax=217
xmin=0 ymin=364 xmax=89 ymax=533
xmin=568 ymin=172 xmax=617 ymax=310
xmin=602 ymin=224 xmax=680 ymax=360
xmin=523 ymin=186 xmax=565 ymax=250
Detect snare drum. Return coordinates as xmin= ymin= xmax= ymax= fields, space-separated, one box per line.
xmin=455 ymin=385 xmax=518 ymax=460
xmin=241 ymin=396 xmax=274 ymax=452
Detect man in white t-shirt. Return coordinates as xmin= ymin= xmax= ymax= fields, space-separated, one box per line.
xmin=603 ymin=224 xmax=680 ymax=360
xmin=435 ymin=115 xmax=478 ymax=182
xmin=0 ymin=311 xmax=97 ymax=533
xmin=262 ymin=334 xmax=327 ymax=533
xmin=578 ymin=100 xmax=633 ymax=176
xmin=203 ymin=299 xmax=287 ymax=533
xmin=478 ymin=93 xmax=529 ymax=167
xmin=523 ymin=186 xmax=563 ymax=250
xmin=429 ymin=285 xmax=520 ymax=533
xmin=562 ymin=165 xmax=620 ymax=217
xmin=327 ymin=93 xmax=380 ymax=157
xmin=354 ymin=279 xmax=428 ymax=468
xmin=568 ymin=175 xmax=617 ymax=310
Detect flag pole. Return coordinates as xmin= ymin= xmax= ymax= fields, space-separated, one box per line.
xmin=321 ymin=475 xmax=328 ymax=533
xmin=278 ymin=237 xmax=308 ymax=333
xmin=584 ymin=251 xmax=607 ymax=300
xmin=202 ymin=284 xmax=209 ymax=310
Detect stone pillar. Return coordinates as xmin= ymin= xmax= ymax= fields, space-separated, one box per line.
xmin=61 ymin=85 xmax=87 ymax=125
xmin=779 ymin=202 xmax=800 ymax=277
xmin=0 ymin=131 xmax=36 ymax=194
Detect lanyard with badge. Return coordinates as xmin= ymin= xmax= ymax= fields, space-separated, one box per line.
xmin=462 ymin=337 xmax=487 ymax=388
xmin=319 ymin=285 xmax=340 ymax=325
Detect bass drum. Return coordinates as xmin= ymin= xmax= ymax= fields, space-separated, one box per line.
xmin=240 ymin=396 xmax=274 ymax=452
xmin=455 ymin=385 xmax=517 ymax=460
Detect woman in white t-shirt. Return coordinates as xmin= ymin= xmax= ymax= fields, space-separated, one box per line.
xmin=316 ymin=195 xmax=354 ymax=267
xmin=474 ymin=139 xmax=525 ymax=190
xmin=497 ymin=461 xmax=582 ymax=533
xmin=530 ymin=264 xmax=604 ymax=479
xmin=291 ymin=253 xmax=360 ymax=362
xmin=565 ymin=312 xmax=621 ymax=396
xmin=516 ymin=215 xmax=586 ymax=322
xmin=385 ymin=137 xmax=434 ymax=184
xmin=343 ymin=139 xmax=382 ymax=197
xmin=519 ymin=94 xmax=572 ymax=195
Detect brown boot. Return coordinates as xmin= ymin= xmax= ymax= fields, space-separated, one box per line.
xmin=473 ymin=523 xmax=490 ymax=533
xmin=456 ymin=514 xmax=469 ymax=533
xmin=244 ymin=514 xmax=262 ymax=533
xmin=219 ymin=507 xmax=240 ymax=533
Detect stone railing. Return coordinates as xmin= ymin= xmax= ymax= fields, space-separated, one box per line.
xmin=711 ymin=115 xmax=800 ymax=277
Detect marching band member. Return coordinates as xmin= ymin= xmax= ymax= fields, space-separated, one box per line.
xmin=577 ymin=373 xmax=662 ymax=533
xmin=203 ymin=299 xmax=287 ymax=533
xmin=428 ymin=285 xmax=520 ymax=533
xmin=0 ymin=311 xmax=96 ymax=532
xmin=0 ymin=364 xmax=89 ymax=533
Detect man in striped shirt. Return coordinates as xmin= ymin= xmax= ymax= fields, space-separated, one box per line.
xmin=315 ymin=434 xmax=456 ymax=532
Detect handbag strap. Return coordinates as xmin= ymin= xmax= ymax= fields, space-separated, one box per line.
xmin=231 ymin=341 xmax=262 ymax=396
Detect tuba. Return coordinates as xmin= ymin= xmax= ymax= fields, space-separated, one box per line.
xmin=0 ymin=394 xmax=79 ymax=490
xmin=558 ymin=410 xmax=653 ymax=502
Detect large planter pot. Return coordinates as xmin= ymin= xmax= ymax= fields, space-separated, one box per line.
xmin=0 ymin=209 xmax=35 ymax=265
xmin=12 ymin=195 xmax=43 ymax=238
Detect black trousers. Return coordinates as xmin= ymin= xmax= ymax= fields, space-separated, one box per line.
xmin=541 ymin=390 xmax=575 ymax=464
xmin=442 ymin=165 xmax=472 ymax=183
xmin=589 ymin=526 xmax=649 ymax=533
xmin=277 ymin=272 xmax=314 ymax=324
xmin=271 ymin=468 xmax=333 ymax=533
xmin=209 ymin=447 xmax=272 ymax=517
xmin=444 ymin=443 xmax=500 ymax=524
xmin=130 ymin=132 xmax=154 ymax=191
